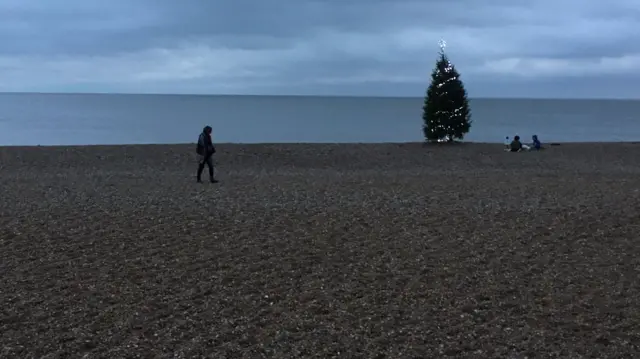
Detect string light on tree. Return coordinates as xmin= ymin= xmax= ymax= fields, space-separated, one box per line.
xmin=422 ymin=39 xmax=472 ymax=143
xmin=435 ymin=38 xmax=454 ymax=89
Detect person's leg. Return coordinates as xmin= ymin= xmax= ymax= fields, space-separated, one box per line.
xmin=197 ymin=155 xmax=205 ymax=182
xmin=206 ymin=156 xmax=217 ymax=183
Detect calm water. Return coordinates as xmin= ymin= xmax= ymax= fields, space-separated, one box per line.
xmin=1 ymin=93 xmax=639 ymax=145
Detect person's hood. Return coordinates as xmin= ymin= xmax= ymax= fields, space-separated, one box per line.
xmin=203 ymin=126 xmax=212 ymax=134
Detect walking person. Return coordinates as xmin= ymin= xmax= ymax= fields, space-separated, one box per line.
xmin=196 ymin=125 xmax=218 ymax=183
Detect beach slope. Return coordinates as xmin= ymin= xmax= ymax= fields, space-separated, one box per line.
xmin=2 ymin=142 xmax=640 ymax=357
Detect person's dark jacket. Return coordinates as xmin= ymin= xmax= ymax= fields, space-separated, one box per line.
xmin=196 ymin=128 xmax=215 ymax=156
xmin=510 ymin=139 xmax=522 ymax=152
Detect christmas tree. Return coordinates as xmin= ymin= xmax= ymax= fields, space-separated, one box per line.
xmin=422 ymin=41 xmax=471 ymax=142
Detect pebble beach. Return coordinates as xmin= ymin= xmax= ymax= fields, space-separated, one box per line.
xmin=2 ymin=142 xmax=640 ymax=358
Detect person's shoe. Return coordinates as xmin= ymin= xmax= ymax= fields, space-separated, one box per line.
xmin=210 ymin=178 xmax=219 ymax=183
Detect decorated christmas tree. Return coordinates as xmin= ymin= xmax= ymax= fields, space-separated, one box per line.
xmin=422 ymin=40 xmax=471 ymax=142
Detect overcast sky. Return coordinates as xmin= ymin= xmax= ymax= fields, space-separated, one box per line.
xmin=1 ymin=0 xmax=639 ymax=98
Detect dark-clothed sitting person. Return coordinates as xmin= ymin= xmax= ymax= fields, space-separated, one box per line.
xmin=510 ymin=135 xmax=523 ymax=152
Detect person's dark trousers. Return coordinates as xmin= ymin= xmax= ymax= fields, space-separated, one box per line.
xmin=197 ymin=155 xmax=215 ymax=183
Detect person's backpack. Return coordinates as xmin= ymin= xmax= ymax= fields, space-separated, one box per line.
xmin=196 ymin=133 xmax=216 ymax=155
xmin=196 ymin=133 xmax=204 ymax=155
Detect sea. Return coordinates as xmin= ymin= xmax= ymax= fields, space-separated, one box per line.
xmin=1 ymin=93 xmax=639 ymax=146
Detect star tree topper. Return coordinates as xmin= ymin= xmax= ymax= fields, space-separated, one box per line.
xmin=438 ymin=39 xmax=447 ymax=52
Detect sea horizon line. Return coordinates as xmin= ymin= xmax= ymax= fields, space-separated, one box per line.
xmin=0 ymin=91 xmax=638 ymax=101
xmin=3 ymin=141 xmax=640 ymax=148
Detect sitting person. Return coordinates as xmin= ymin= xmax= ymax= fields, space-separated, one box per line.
xmin=531 ymin=134 xmax=542 ymax=150
xmin=510 ymin=135 xmax=523 ymax=152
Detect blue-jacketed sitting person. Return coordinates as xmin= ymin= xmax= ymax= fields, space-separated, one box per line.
xmin=531 ymin=134 xmax=542 ymax=150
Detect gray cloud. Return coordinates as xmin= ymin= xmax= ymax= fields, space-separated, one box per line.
xmin=0 ymin=0 xmax=639 ymax=97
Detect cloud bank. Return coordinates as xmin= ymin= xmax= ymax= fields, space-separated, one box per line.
xmin=1 ymin=0 xmax=639 ymax=97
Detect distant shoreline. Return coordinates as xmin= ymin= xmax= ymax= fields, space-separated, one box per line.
xmin=0 ymin=91 xmax=638 ymax=101
xmin=2 ymin=141 xmax=640 ymax=148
